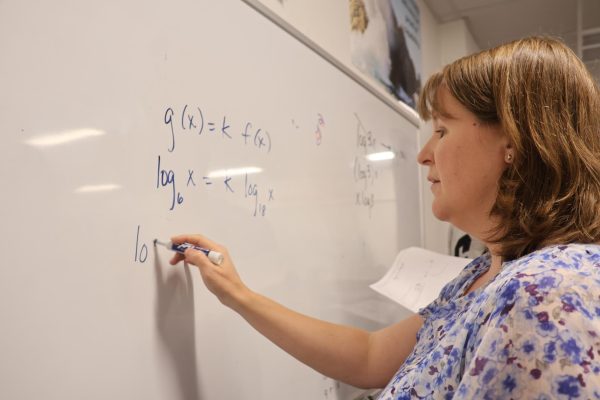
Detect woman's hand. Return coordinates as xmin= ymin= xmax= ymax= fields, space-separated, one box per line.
xmin=169 ymin=234 xmax=251 ymax=310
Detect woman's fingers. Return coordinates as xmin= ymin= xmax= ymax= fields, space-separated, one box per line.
xmin=171 ymin=234 xmax=223 ymax=251
xmin=168 ymin=234 xmax=226 ymax=265
xmin=183 ymin=247 xmax=212 ymax=268
xmin=166 ymin=232 xmax=250 ymax=309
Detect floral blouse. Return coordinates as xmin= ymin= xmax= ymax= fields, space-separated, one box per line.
xmin=377 ymin=244 xmax=600 ymax=399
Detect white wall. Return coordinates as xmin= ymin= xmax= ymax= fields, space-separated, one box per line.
xmin=439 ymin=19 xmax=480 ymax=64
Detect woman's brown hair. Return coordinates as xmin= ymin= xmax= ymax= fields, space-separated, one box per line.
xmin=419 ymin=36 xmax=600 ymax=261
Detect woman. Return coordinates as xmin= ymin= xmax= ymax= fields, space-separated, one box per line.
xmin=170 ymin=37 xmax=600 ymax=398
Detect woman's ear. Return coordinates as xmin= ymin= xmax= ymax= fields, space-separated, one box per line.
xmin=504 ymin=143 xmax=514 ymax=164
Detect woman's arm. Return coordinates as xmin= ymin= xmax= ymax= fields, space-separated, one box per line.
xmin=169 ymin=234 xmax=423 ymax=389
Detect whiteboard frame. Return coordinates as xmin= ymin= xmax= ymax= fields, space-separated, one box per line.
xmin=241 ymin=0 xmax=421 ymax=128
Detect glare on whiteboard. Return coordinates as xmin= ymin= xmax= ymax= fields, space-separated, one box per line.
xmin=75 ymin=184 xmax=122 ymax=193
xmin=366 ymin=151 xmax=395 ymax=161
xmin=25 ymin=128 xmax=105 ymax=147
xmin=207 ymin=167 xmax=263 ymax=178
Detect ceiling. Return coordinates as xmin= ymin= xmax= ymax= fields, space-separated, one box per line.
xmin=422 ymin=0 xmax=600 ymax=64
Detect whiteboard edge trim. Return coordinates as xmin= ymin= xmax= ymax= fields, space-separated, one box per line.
xmin=240 ymin=0 xmax=421 ymax=128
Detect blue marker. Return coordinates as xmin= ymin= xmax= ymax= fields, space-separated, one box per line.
xmin=154 ymin=239 xmax=224 ymax=265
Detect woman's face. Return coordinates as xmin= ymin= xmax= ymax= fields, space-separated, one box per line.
xmin=417 ymin=86 xmax=510 ymax=239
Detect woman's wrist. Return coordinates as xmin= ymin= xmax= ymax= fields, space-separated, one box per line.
xmin=225 ymin=284 xmax=257 ymax=313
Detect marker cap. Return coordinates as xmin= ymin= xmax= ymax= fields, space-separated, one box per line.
xmin=207 ymin=251 xmax=224 ymax=265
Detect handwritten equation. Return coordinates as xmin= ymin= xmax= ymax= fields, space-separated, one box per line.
xmin=156 ymin=105 xmax=276 ymax=215
xmin=156 ymin=154 xmax=274 ymax=216
xmin=163 ymin=105 xmax=272 ymax=154
xmin=132 ymin=107 xmax=401 ymax=263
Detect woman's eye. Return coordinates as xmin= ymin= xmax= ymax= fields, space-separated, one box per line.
xmin=435 ymin=128 xmax=446 ymax=138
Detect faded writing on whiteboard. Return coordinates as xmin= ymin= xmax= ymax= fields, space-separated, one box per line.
xmin=353 ymin=113 xmax=396 ymax=217
xmin=315 ymin=113 xmax=325 ymax=145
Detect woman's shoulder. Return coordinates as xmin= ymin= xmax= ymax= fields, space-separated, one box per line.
xmin=499 ymin=243 xmax=600 ymax=285
xmin=486 ymin=243 xmax=600 ymax=322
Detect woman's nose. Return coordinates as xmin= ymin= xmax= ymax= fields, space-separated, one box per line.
xmin=417 ymin=135 xmax=435 ymax=166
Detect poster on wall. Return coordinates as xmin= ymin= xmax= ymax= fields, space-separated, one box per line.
xmin=350 ymin=0 xmax=421 ymax=109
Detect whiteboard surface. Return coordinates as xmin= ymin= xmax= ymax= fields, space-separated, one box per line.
xmin=0 ymin=0 xmax=420 ymax=399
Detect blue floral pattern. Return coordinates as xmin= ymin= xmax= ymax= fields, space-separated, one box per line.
xmin=377 ymin=244 xmax=600 ymax=399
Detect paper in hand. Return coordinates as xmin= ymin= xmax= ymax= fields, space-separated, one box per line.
xmin=370 ymin=247 xmax=471 ymax=313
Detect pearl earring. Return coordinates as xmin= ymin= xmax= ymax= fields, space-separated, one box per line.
xmin=505 ymin=153 xmax=513 ymax=163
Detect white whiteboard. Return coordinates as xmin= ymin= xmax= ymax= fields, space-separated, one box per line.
xmin=0 ymin=1 xmax=420 ymax=399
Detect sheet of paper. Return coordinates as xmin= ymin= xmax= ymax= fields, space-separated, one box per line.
xmin=370 ymin=247 xmax=472 ymax=313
